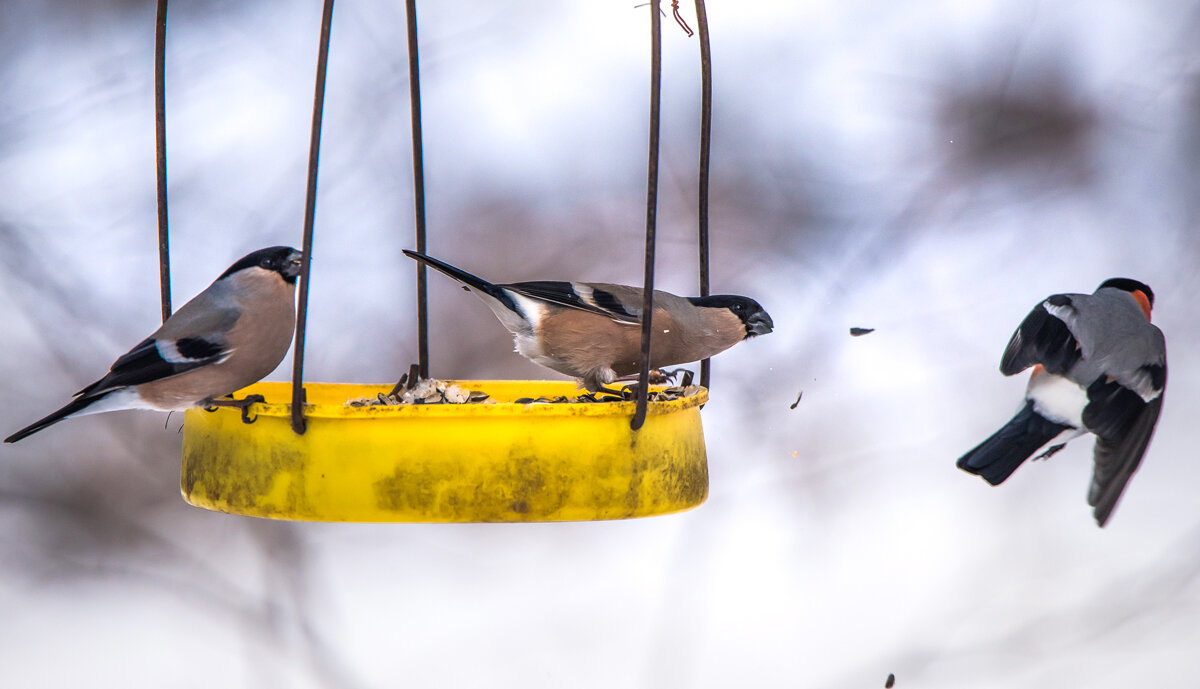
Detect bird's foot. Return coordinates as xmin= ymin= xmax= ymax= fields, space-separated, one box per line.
xmin=612 ymin=368 xmax=693 ymax=386
xmin=1034 ymin=443 xmax=1067 ymax=461
xmin=202 ymin=394 xmax=267 ymax=424
xmin=658 ymin=368 xmax=694 ymax=386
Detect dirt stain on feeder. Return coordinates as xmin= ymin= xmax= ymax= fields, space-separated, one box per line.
xmin=182 ymin=419 xmax=312 ymax=517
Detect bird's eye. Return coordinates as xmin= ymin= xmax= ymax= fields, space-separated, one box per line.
xmin=260 ymin=259 xmax=272 ymax=268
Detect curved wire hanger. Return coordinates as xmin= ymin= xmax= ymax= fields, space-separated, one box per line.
xmin=153 ymin=0 xmax=715 ymax=434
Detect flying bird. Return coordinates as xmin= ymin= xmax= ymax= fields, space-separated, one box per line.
xmin=5 ymin=246 xmax=303 ymax=443
xmin=956 ymin=278 xmax=1166 ymax=526
xmin=404 ymin=250 xmax=773 ymax=391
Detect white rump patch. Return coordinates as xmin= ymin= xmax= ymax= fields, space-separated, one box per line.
xmin=1026 ymin=372 xmax=1087 ymax=427
xmin=71 ymin=388 xmax=162 ymax=417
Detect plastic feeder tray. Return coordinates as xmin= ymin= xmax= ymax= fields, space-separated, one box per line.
xmin=180 ymin=381 xmax=709 ymax=522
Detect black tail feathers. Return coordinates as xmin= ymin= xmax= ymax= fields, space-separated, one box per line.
xmin=403 ymin=251 xmax=494 ymax=294
xmin=957 ymin=401 xmax=1072 ymax=485
xmin=4 ymin=393 xmax=99 ymax=443
xmin=402 ymin=250 xmax=519 ymax=313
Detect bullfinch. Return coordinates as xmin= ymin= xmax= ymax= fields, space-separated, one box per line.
xmin=957 ymin=278 xmax=1166 ymax=526
xmin=5 ymin=246 xmax=303 ymax=443
xmin=404 ymin=250 xmax=774 ymax=391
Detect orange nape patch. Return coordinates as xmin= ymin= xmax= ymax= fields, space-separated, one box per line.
xmin=1030 ymin=364 xmax=1046 ymax=377
xmin=1132 ymin=290 xmax=1152 ymax=321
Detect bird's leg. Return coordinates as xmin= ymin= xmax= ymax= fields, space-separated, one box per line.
xmin=663 ymin=368 xmax=694 ymax=387
xmin=1034 ymin=443 xmax=1068 ymax=461
xmin=202 ymin=394 xmax=267 ymax=424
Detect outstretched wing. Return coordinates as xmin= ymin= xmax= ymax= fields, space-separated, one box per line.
xmin=1083 ymin=374 xmax=1166 ymax=527
xmin=1000 ymin=294 xmax=1083 ymax=376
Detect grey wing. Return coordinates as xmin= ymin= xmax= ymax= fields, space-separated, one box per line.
xmin=80 ymin=286 xmax=241 ymax=392
xmin=154 ymin=284 xmax=242 ymax=342
xmin=75 ymin=334 xmax=231 ymax=398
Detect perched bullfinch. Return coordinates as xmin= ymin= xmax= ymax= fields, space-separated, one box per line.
xmin=5 ymin=246 xmax=303 ymax=443
xmin=957 ymin=278 xmax=1166 ymax=526
xmin=404 ymin=250 xmax=774 ymax=391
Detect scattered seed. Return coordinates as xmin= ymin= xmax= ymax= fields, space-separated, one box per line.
xmin=790 ymin=391 xmax=803 ymax=409
xmin=347 ymin=377 xmax=701 ymax=407
xmin=850 ymin=327 xmax=875 ymax=337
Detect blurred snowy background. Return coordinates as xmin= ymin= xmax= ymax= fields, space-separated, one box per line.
xmin=2 ymin=0 xmax=1200 ymax=686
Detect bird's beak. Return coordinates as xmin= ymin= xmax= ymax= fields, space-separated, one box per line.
xmin=284 ymin=251 xmax=305 ymax=279
xmin=747 ymin=311 xmax=774 ymax=337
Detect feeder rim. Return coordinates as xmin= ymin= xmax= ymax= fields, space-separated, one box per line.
xmin=228 ymin=380 xmax=708 ymax=420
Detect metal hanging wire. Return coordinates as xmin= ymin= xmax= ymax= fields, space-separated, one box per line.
xmin=405 ymin=0 xmax=430 ymax=379
xmin=631 ymin=0 xmax=664 ymax=432
xmin=155 ymin=0 xmax=171 ymax=323
xmin=289 ymin=0 xmax=337 ymax=434
xmin=694 ymin=0 xmax=713 ymax=391
xmin=153 ymin=1 xmax=708 ymax=433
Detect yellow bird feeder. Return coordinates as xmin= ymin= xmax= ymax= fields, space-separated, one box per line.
xmin=181 ymin=381 xmax=709 ymax=522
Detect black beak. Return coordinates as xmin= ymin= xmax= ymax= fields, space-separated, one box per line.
xmin=747 ymin=310 xmax=774 ymax=337
xmin=283 ymin=250 xmax=305 ymax=278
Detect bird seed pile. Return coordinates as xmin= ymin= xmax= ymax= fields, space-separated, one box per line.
xmin=345 ymin=378 xmax=701 ymax=407
xmin=346 ymin=378 xmax=491 ymax=407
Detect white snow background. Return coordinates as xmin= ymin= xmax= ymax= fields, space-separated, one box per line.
xmin=2 ymin=1 xmax=1199 ymax=687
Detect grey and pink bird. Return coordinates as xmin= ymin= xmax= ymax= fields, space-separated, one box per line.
xmin=957 ymin=278 xmax=1166 ymax=526
xmin=404 ymin=250 xmax=773 ymax=392
xmin=5 ymin=246 xmax=303 ymax=443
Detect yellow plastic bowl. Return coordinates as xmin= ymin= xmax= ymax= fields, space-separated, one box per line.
xmin=180 ymin=381 xmax=708 ymax=522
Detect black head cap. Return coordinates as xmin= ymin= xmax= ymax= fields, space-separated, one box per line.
xmin=1098 ymin=277 xmax=1153 ymax=308
xmin=688 ymin=294 xmax=774 ymax=337
xmin=220 ymin=246 xmax=304 ymax=284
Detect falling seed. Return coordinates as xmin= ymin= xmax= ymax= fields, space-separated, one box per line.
xmin=790 ymin=391 xmax=803 ymax=409
xmin=850 ymin=327 xmax=875 ymax=337
xmin=791 ymin=450 xmax=798 ymax=458
xmin=885 ymin=673 xmax=895 ymax=688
